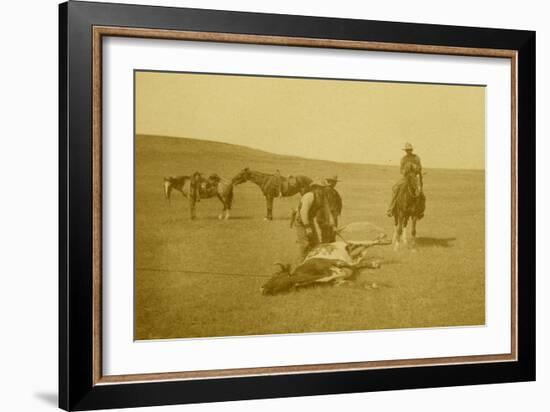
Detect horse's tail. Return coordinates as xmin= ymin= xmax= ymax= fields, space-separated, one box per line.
xmin=163 ymin=177 xmax=172 ymax=201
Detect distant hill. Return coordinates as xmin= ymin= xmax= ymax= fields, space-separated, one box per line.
xmin=138 ymin=134 xmax=406 ymax=168
xmin=137 ymin=134 xmax=280 ymax=159
xmin=136 ymin=134 xmax=484 ymax=178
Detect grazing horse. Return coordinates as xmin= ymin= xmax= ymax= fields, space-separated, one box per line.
xmin=391 ymin=169 xmax=426 ymax=249
xmin=231 ymin=168 xmax=312 ymax=220
xmin=163 ymin=172 xmax=234 ymax=220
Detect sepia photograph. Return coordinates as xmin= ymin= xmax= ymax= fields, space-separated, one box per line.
xmin=134 ymin=70 xmax=486 ymax=340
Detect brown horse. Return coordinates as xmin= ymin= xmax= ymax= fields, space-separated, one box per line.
xmin=391 ymin=170 xmax=425 ymax=249
xmin=163 ymin=172 xmax=234 ymax=220
xmin=231 ymin=168 xmax=312 ymax=220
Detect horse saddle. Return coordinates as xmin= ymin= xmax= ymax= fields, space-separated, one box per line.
xmin=288 ymin=175 xmax=297 ymax=187
xmin=199 ymin=180 xmax=217 ymax=198
xmin=279 ymin=175 xmax=297 ymax=196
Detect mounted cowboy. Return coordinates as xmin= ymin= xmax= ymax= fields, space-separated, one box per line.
xmin=294 ymin=180 xmax=335 ymax=262
xmin=386 ymin=143 xmax=423 ymax=217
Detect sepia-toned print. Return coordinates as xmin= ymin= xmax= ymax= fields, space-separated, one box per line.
xmin=135 ymin=70 xmax=485 ymax=340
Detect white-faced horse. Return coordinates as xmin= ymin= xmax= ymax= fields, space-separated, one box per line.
xmin=163 ymin=172 xmax=234 ymax=220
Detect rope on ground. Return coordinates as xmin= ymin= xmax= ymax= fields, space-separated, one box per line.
xmin=136 ymin=267 xmax=271 ymax=279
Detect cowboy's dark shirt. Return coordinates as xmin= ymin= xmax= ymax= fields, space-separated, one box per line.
xmin=400 ymin=154 xmax=422 ymax=175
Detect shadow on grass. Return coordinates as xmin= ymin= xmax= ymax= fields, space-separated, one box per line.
xmin=415 ymin=237 xmax=456 ymax=248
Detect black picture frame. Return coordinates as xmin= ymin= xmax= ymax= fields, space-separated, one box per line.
xmin=59 ymin=1 xmax=535 ymax=410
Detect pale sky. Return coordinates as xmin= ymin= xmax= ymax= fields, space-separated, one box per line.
xmin=135 ymin=71 xmax=485 ymax=169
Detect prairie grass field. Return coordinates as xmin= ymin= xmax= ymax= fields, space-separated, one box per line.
xmin=135 ymin=135 xmax=485 ymax=340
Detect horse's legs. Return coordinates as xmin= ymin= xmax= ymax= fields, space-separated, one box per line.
xmin=222 ymin=198 xmax=231 ymax=220
xmin=190 ymin=197 xmax=196 ymax=220
xmin=265 ymin=196 xmax=274 ymax=221
xmin=402 ymin=217 xmax=409 ymax=246
xmin=393 ymin=215 xmax=402 ymax=251
xmin=411 ymin=217 xmax=417 ymax=248
xmin=216 ymin=194 xmax=225 ymax=220
xmin=392 ymin=215 xmax=398 ymax=244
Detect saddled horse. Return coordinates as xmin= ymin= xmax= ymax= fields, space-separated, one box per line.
xmin=163 ymin=172 xmax=234 ymax=220
xmin=391 ymin=169 xmax=425 ymax=249
xmin=231 ymin=168 xmax=312 ymax=220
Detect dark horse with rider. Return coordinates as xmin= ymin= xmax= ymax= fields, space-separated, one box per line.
xmin=387 ymin=142 xmax=426 ymax=249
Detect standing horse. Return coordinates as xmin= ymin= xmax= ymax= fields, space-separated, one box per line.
xmin=391 ymin=170 xmax=426 ymax=250
xmin=231 ymin=168 xmax=312 ymax=220
xmin=163 ymin=172 xmax=234 ymax=220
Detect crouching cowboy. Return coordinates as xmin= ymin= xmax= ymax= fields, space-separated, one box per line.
xmin=294 ymin=180 xmax=335 ymax=263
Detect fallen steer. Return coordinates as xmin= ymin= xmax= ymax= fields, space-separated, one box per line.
xmin=261 ymin=235 xmax=391 ymax=295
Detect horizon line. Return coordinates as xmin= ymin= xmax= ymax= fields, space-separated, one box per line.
xmin=136 ymin=133 xmax=486 ymax=172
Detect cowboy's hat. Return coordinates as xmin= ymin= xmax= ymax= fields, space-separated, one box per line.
xmin=309 ymin=179 xmax=328 ymax=188
xmin=325 ymin=175 xmax=341 ymax=183
xmin=402 ymin=142 xmax=414 ymax=151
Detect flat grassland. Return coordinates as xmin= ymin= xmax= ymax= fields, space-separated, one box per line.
xmin=135 ymin=135 xmax=485 ymax=340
